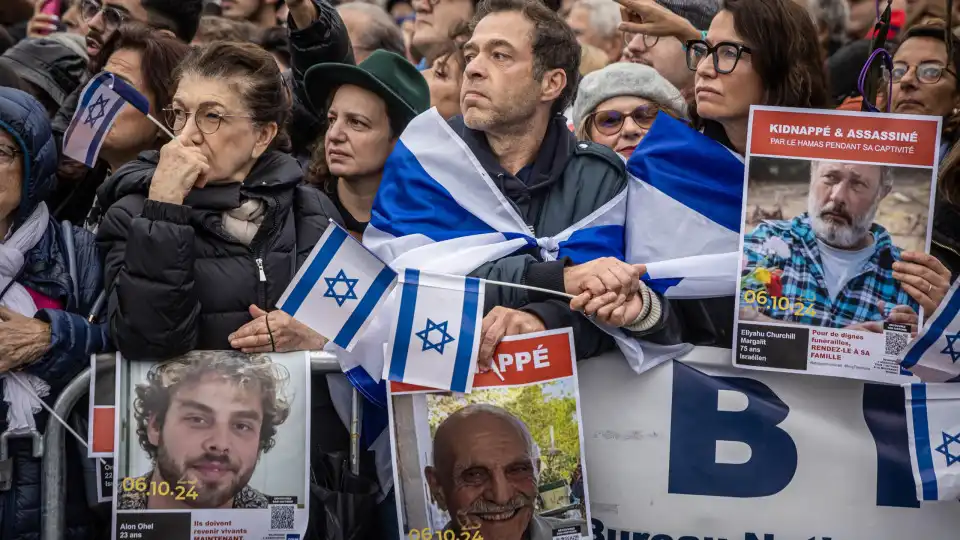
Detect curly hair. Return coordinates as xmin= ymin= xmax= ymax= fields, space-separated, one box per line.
xmin=133 ymin=351 xmax=292 ymax=461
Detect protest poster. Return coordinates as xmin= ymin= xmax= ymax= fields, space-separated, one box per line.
xmin=388 ymin=328 xmax=591 ymax=540
xmin=733 ymin=106 xmax=942 ymax=383
xmin=88 ymin=353 xmax=118 ymax=457
xmin=581 ymin=348 xmax=960 ymax=539
xmin=112 ymin=351 xmax=311 ymax=540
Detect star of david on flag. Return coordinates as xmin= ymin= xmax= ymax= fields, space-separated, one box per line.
xmin=63 ymin=71 xmax=152 ymax=167
xmin=279 ymin=221 xmax=397 ymax=351
xmin=904 ymin=382 xmax=960 ymax=501
xmin=416 ymin=318 xmax=455 ymax=354
xmin=324 ymin=270 xmax=359 ymax=306
xmin=900 ymin=279 xmax=960 ymax=382
xmin=384 ymin=269 xmax=484 ymax=393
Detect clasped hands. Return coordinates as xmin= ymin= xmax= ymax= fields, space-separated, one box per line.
xmin=477 ymin=258 xmax=645 ymax=371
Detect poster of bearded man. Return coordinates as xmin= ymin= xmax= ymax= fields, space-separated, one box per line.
xmin=733 ymin=106 xmax=948 ymax=384
xmin=112 ymin=350 xmax=311 ymax=540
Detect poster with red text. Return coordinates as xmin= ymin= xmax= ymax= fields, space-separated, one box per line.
xmin=388 ymin=328 xmax=590 ymax=540
xmin=733 ymin=106 xmax=942 ymax=384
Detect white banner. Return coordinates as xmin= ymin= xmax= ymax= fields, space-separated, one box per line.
xmin=580 ymin=347 xmax=960 ymax=539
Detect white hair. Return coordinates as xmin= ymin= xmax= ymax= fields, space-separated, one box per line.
xmin=572 ymin=0 xmax=622 ymax=39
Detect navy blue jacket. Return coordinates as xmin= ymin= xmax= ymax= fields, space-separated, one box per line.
xmin=0 ymin=87 xmax=109 ymax=540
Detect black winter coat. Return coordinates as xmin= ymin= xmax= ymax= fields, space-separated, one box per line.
xmin=95 ymin=150 xmax=342 ymax=360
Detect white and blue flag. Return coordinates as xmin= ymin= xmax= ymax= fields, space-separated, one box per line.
xmin=626 ymin=114 xmax=743 ymax=299
xmin=904 ymin=382 xmax=960 ymax=501
xmin=63 ymin=71 xmax=151 ymax=167
xmin=900 ymin=280 xmax=960 ymax=382
xmin=278 ymin=222 xmax=397 ymax=352
xmin=384 ymin=270 xmax=484 ymax=392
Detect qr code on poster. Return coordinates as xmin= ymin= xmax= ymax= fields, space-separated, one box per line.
xmin=885 ymin=331 xmax=910 ymax=356
xmin=270 ymin=504 xmax=295 ymax=530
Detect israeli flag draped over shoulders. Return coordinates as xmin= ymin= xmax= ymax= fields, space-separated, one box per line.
xmin=335 ymin=108 xmax=629 ymax=396
xmin=385 ymin=270 xmax=484 ymax=392
xmin=63 ymin=71 xmax=150 ymax=167
xmin=625 ymin=114 xmax=744 ymax=299
xmin=278 ymin=222 xmax=397 ymax=351
xmin=900 ymin=280 xmax=960 ymax=382
xmin=904 ymin=382 xmax=960 ymax=501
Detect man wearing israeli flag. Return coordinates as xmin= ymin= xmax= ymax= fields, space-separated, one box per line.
xmin=355 ymin=0 xmax=680 ymax=389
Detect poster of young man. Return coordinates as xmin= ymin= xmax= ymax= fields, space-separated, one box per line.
xmin=388 ymin=328 xmax=591 ymax=540
xmin=733 ymin=106 xmax=944 ymax=383
xmin=112 ymin=351 xmax=311 ymax=540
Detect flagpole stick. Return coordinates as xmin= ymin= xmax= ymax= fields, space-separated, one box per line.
xmin=481 ymin=278 xmax=575 ymax=300
xmin=145 ymin=113 xmax=177 ymax=140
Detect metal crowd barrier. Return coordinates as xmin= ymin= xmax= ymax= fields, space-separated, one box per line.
xmin=41 ymin=351 xmax=345 ymax=540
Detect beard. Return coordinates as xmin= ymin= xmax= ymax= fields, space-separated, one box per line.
xmin=808 ymin=190 xmax=880 ymax=249
xmin=155 ymin=440 xmax=255 ymax=509
xmin=462 ymin=82 xmax=541 ymax=133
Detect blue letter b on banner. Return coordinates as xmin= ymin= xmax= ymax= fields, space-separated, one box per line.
xmin=668 ymin=362 xmax=798 ymax=497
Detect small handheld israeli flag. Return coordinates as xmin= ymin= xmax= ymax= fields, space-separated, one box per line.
xmin=900 ymin=279 xmax=960 ymax=382
xmin=904 ymin=382 xmax=960 ymax=501
xmin=279 ymin=222 xmax=397 ymax=351
xmin=384 ymin=270 xmax=484 ymax=392
xmin=63 ymin=71 xmax=153 ymax=167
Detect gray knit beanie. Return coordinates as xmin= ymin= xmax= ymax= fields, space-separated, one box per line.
xmin=656 ymin=0 xmax=721 ymax=31
xmin=572 ymin=63 xmax=687 ymax=131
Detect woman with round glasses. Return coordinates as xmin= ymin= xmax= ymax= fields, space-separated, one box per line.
xmin=683 ymin=0 xmax=828 ymax=154
xmin=96 ymin=42 xmax=341 ymax=360
xmin=571 ymin=62 xmax=687 ymax=158
xmin=891 ymin=22 xmax=960 ymax=277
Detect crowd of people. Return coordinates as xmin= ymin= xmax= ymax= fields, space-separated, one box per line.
xmin=0 ymin=0 xmax=958 ymax=538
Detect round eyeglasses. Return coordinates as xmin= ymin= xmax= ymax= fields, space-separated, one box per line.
xmin=163 ymin=106 xmax=255 ymax=135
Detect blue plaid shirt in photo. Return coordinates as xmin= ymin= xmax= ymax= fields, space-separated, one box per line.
xmin=742 ymin=214 xmax=917 ymax=328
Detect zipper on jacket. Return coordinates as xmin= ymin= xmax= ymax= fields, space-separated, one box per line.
xmin=255 ymin=258 xmax=266 ymax=282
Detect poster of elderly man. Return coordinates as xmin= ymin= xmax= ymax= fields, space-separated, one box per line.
xmin=734 ymin=106 xmax=950 ymax=383
xmin=111 ymin=350 xmax=311 ymax=540
xmin=388 ymin=328 xmax=590 ymax=540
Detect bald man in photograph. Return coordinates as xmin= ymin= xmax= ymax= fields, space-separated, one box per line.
xmin=424 ymin=404 xmax=585 ymax=540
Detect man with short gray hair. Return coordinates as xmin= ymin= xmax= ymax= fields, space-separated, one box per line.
xmin=565 ymin=0 xmax=622 ymax=62
xmin=338 ymin=1 xmax=407 ymax=63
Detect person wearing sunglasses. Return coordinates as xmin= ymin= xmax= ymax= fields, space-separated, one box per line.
xmin=572 ymin=62 xmax=687 ymax=158
xmin=80 ymin=0 xmax=202 ymax=58
xmin=96 ymin=42 xmax=340 ymax=360
xmin=685 ymin=0 xmax=828 ymax=155
xmin=892 ymin=22 xmax=960 ymax=279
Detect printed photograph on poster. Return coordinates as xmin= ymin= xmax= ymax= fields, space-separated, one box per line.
xmin=112 ymin=351 xmax=311 ymax=540
xmin=88 ymin=353 xmax=118 ymax=457
xmin=97 ymin=458 xmax=114 ymax=503
xmin=388 ymin=328 xmax=591 ymax=540
xmin=734 ymin=106 xmax=942 ymax=384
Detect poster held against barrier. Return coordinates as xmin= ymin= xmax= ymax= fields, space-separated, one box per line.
xmin=112 ymin=351 xmax=311 ymax=540
xmin=388 ymin=328 xmax=591 ymax=540
xmin=97 ymin=458 xmax=114 ymax=503
xmin=88 ymin=352 xmax=118 ymax=457
xmin=733 ymin=106 xmax=942 ymax=383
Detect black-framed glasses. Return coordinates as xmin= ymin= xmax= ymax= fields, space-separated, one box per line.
xmin=887 ymin=61 xmax=958 ymax=85
xmin=589 ymin=106 xmax=661 ymax=136
xmin=0 ymin=145 xmax=21 ymax=165
xmin=80 ymin=0 xmax=128 ymax=30
xmin=685 ymin=40 xmax=752 ymax=74
xmin=623 ymin=31 xmax=658 ymax=49
xmin=163 ymin=106 xmax=255 ymax=135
